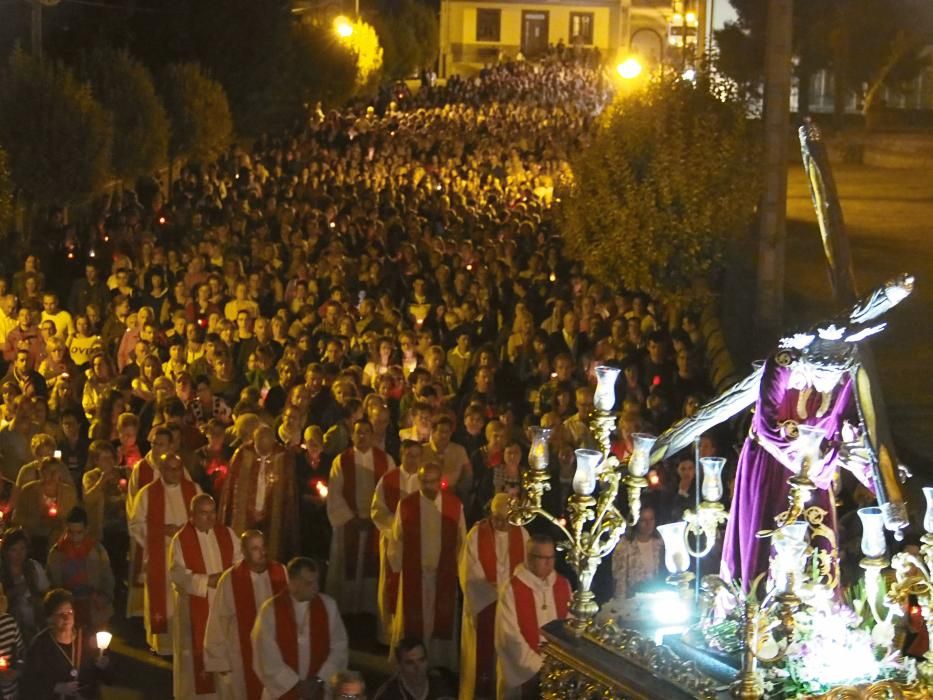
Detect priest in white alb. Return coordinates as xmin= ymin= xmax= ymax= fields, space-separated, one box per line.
xmin=170 ymin=493 xmax=242 ymax=700
xmin=459 ymin=493 xmax=528 ymax=700
xmin=326 ymin=418 xmax=395 ymax=614
xmin=388 ymin=462 xmax=466 ymax=672
xmin=251 ymin=557 xmax=348 ymax=700
xmin=129 ymin=453 xmax=202 ymax=655
xmin=495 ymin=534 xmax=572 ymax=700
xmin=126 ymin=426 xmax=174 ymax=618
xmin=371 ymin=439 xmax=422 ymax=643
xmin=205 ymin=529 xmax=288 ymax=700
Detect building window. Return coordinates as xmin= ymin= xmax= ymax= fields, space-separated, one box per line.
xmin=476 ymin=9 xmax=501 ymax=42
xmin=569 ymin=12 xmax=594 ymax=45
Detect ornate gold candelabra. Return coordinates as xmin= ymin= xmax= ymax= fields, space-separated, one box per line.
xmin=888 ymin=486 xmax=933 ymax=684
xmin=511 ymin=366 xmax=647 ymax=636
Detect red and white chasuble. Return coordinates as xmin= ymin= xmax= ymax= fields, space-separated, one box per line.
xmin=388 ymin=490 xmax=466 ymax=671
xmin=458 ymin=521 xmax=528 ymax=700
xmin=325 ymin=446 xmax=395 ymax=614
xmin=170 ymin=523 xmax=241 ymax=699
xmin=251 ymin=591 xmax=349 ymax=700
xmin=205 ymin=560 xmax=289 ymax=700
xmin=129 ymin=478 xmax=201 ymax=654
xmin=495 ymin=565 xmax=571 ymax=700
xmin=370 ymin=466 xmax=420 ymax=643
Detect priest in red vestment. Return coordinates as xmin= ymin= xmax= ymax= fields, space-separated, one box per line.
xmin=251 ymin=557 xmax=348 ymax=700
xmin=495 ymin=534 xmax=572 ymax=700
xmin=170 ymin=493 xmax=242 ymax=700
xmin=129 ymin=454 xmax=202 ymax=655
xmin=126 ymin=427 xmax=174 ymax=618
xmin=326 ymin=419 xmax=396 ymax=614
xmin=371 ymin=439 xmax=422 ymax=643
xmin=459 ymin=494 xmax=528 ymax=699
xmin=205 ymin=530 xmax=289 ymax=700
xmin=219 ymin=424 xmax=297 ymax=564
xmin=388 ymin=462 xmax=466 ymax=672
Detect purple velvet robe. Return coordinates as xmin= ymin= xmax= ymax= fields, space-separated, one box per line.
xmin=720 ymin=354 xmax=857 ymax=589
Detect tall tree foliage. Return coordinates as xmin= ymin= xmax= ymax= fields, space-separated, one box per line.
xmin=159 ymin=63 xmax=232 ymax=164
xmin=0 ymin=146 xmax=13 ymax=236
xmin=372 ymin=0 xmax=439 ymax=79
xmin=80 ymin=47 xmax=170 ymax=181
xmin=0 ymin=49 xmax=112 ymax=206
xmin=715 ymin=0 xmax=930 ymax=120
xmin=563 ymin=78 xmax=761 ymax=306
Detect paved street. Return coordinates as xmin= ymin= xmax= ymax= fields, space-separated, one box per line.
xmin=785 ymin=161 xmax=933 ymax=476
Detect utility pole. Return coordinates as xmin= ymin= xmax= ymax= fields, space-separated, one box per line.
xmin=30 ymin=0 xmax=60 ymax=61
xmin=755 ymin=0 xmax=794 ymax=336
xmin=31 ymin=0 xmax=43 ymax=60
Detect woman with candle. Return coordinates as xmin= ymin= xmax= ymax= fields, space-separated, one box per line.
xmin=12 ymin=458 xmax=78 ymax=562
xmin=0 ymin=581 xmax=25 ymax=700
xmin=0 ymin=528 xmax=48 ymax=643
xmin=80 ymin=440 xmax=128 ymax=596
xmin=20 ymin=588 xmax=110 ymax=699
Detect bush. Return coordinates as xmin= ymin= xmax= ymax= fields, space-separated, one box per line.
xmin=160 ymin=62 xmax=233 ymax=164
xmin=563 ymin=77 xmax=762 ymax=306
xmin=80 ymin=47 xmax=170 ymax=181
xmin=0 ymin=49 xmax=113 ymax=207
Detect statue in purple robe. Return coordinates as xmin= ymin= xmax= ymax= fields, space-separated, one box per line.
xmin=720 ymin=342 xmax=873 ymax=589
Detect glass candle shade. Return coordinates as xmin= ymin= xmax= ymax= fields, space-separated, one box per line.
xmin=629 ymin=433 xmax=657 ymax=478
xmin=924 ymin=486 xmax=933 ymax=535
xmin=795 ymin=424 xmax=827 ymax=474
xmin=594 ymin=366 xmax=621 ymax=412
xmin=858 ymin=506 xmax=887 ymax=560
xmin=772 ymin=522 xmax=809 ymax=589
xmin=528 ymin=427 xmax=552 ymax=471
xmin=699 ymin=457 xmax=726 ymax=503
xmin=658 ymin=521 xmax=690 ymax=574
xmin=95 ymin=630 xmax=113 ymax=651
xmin=572 ymin=449 xmax=602 ymax=496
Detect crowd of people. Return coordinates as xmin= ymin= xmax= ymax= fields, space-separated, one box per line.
xmin=0 ymin=53 xmax=724 ymax=699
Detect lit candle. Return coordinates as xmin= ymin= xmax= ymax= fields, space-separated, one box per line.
xmin=48 ymin=504 xmax=58 ymax=518
xmin=118 ymin=478 xmax=128 ymax=491
xmin=313 ymin=480 xmax=328 ymax=499
xmin=0 ymin=656 xmax=9 ymax=671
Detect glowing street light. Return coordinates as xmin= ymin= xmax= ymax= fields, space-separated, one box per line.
xmin=334 ymin=16 xmax=353 ymax=38
xmin=616 ymin=57 xmax=642 ymax=80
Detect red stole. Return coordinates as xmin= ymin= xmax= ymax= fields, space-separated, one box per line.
xmin=379 ymin=469 xmax=403 ymax=615
xmin=400 ymin=491 xmax=461 ymax=640
xmin=177 ymin=523 xmax=235 ymax=695
xmin=511 ymin=574 xmax=571 ymax=652
xmin=272 ymin=592 xmax=329 ymax=700
xmin=145 ymin=479 xmax=197 ymax=633
xmin=135 ymin=457 xmax=156 ymax=490
xmin=473 ymin=522 xmax=525 ymax=694
xmin=341 ymin=447 xmax=389 ymax=579
xmin=231 ymin=561 xmax=288 ymax=700
xmin=477 ymin=521 xmax=525 ymax=585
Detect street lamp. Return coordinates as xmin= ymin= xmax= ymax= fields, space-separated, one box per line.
xmin=334 ymin=16 xmax=353 ymax=38
xmin=616 ymin=57 xmax=642 ymax=80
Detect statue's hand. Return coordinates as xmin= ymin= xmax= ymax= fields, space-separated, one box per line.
xmin=837 ymin=420 xmax=872 ymax=477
